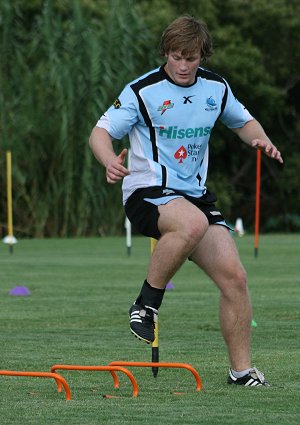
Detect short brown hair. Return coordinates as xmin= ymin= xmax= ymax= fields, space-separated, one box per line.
xmin=159 ymin=15 xmax=213 ymax=62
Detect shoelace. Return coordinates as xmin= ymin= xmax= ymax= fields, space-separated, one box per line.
xmin=145 ymin=305 xmax=158 ymax=322
xmin=251 ymin=367 xmax=265 ymax=383
xmin=138 ymin=308 xmax=154 ymax=325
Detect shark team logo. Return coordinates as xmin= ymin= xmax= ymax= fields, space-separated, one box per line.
xmin=174 ymin=145 xmax=187 ymax=163
xmin=205 ymin=96 xmax=218 ymax=111
xmin=157 ymin=100 xmax=174 ymax=115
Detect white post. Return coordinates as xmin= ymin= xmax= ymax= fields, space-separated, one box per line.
xmin=234 ymin=217 xmax=245 ymax=236
xmin=125 ymin=217 xmax=132 ymax=256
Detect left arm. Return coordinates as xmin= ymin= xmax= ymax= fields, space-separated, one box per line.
xmin=231 ymin=119 xmax=283 ymax=163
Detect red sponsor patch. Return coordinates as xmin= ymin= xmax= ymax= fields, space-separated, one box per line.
xmin=174 ymin=146 xmax=187 ymax=163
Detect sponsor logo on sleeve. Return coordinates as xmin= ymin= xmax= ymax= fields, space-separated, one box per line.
xmin=113 ymin=98 xmax=121 ymax=109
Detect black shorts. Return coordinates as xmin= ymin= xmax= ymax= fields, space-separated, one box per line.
xmin=124 ymin=186 xmax=227 ymax=240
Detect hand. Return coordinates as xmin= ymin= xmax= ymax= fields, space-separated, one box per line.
xmin=251 ymin=139 xmax=283 ymax=164
xmin=106 ymin=148 xmax=130 ymax=183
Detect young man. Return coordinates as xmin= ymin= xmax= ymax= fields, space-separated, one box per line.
xmin=89 ymin=15 xmax=283 ymax=386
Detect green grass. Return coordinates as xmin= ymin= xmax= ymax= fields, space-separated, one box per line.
xmin=0 ymin=235 xmax=299 ymax=424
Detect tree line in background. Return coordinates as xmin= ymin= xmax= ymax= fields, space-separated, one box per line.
xmin=0 ymin=0 xmax=299 ymax=237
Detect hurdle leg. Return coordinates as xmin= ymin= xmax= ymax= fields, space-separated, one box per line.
xmin=51 ymin=365 xmax=138 ymax=397
xmin=0 ymin=370 xmax=71 ymax=400
xmin=109 ymin=361 xmax=202 ymax=392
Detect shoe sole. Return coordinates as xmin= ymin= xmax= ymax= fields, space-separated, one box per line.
xmin=130 ymin=328 xmax=153 ymax=344
xmin=227 ymin=379 xmax=270 ymax=387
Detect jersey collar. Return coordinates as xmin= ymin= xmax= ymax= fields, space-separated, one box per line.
xmin=160 ymin=64 xmax=198 ymax=88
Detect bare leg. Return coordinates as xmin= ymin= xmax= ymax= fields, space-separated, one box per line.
xmin=147 ymin=197 xmax=209 ymax=288
xmin=190 ymin=225 xmax=252 ymax=371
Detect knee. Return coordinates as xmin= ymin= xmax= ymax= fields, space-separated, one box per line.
xmin=234 ymin=267 xmax=248 ymax=291
xmin=221 ymin=266 xmax=248 ymax=299
xmin=185 ymin=209 xmax=209 ymax=243
xmin=159 ymin=199 xmax=208 ymax=247
xmin=181 ymin=220 xmax=207 ymax=248
xmin=230 ymin=266 xmax=248 ymax=295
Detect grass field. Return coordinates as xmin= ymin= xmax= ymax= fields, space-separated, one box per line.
xmin=0 ymin=234 xmax=299 ymax=424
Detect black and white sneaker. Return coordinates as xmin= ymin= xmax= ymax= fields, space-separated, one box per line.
xmin=129 ymin=304 xmax=157 ymax=344
xmin=227 ymin=367 xmax=270 ymax=387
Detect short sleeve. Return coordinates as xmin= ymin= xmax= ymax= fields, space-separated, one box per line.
xmin=219 ymin=80 xmax=253 ymax=128
xmin=96 ymin=84 xmax=139 ymax=140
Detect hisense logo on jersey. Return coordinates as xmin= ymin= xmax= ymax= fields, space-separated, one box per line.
xmin=157 ymin=100 xmax=174 ymax=115
xmin=159 ymin=125 xmax=211 ymax=139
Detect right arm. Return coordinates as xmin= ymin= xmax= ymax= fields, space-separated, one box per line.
xmin=89 ymin=126 xmax=129 ymax=184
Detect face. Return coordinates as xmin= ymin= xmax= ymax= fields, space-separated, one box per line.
xmin=164 ymin=51 xmax=201 ymax=86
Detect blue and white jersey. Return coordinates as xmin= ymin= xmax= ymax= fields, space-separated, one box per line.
xmin=97 ymin=65 xmax=253 ymax=204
